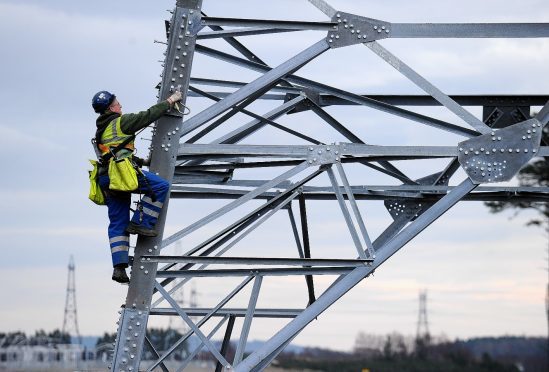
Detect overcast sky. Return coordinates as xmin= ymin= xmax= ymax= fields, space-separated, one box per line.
xmin=0 ymin=0 xmax=548 ymax=351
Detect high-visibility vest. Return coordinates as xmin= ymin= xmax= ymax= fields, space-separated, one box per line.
xmin=98 ymin=117 xmax=135 ymax=155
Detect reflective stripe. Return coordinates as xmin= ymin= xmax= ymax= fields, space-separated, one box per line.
xmin=142 ymin=206 xmax=160 ymax=218
xmin=109 ymin=236 xmax=130 ymax=244
xmin=142 ymin=196 xmax=164 ymax=208
xmin=100 ymin=117 xmax=135 ymax=155
xmin=111 ymin=245 xmax=129 ymax=254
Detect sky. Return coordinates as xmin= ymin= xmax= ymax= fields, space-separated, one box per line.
xmin=0 ymin=0 xmax=548 ymax=352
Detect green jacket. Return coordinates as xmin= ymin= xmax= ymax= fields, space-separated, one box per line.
xmin=95 ymin=100 xmax=171 ymax=173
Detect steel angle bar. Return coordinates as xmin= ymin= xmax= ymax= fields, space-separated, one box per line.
xmin=194 ymin=44 xmax=480 ymax=137
xmin=200 ymin=11 xmax=267 ymax=64
xmin=187 ymin=91 xmax=290 ymax=100
xmin=162 ymin=161 xmax=309 ymax=248
xmin=215 ymin=315 xmax=236 ymax=372
xmin=389 ymin=23 xmax=549 ymax=38
xmin=197 ymin=27 xmax=298 ymax=39
xmin=156 ymin=267 xmax=356 ymax=277
xmin=287 ymin=206 xmax=306 ymax=259
xmin=181 ymin=95 xmax=306 ymax=161
xmin=154 ymin=283 xmax=231 ymax=368
xmin=365 ymin=41 xmax=490 ymax=134
xmin=335 ymin=162 xmax=375 ymax=258
xmin=342 ymin=143 xmax=457 ymax=157
xmin=201 ymin=17 xmax=337 ymax=30
xmin=234 ymin=276 xmax=263 ymax=365
xmin=176 ymin=316 xmax=229 ymax=372
xmin=151 ymin=278 xmax=254 ymax=370
xmin=182 ymin=40 xmax=329 ymax=136
xmin=316 ymin=94 xmax=549 ymax=107
xmin=197 ymin=92 xmax=311 ymax=145
xmin=144 ymin=337 xmax=169 ymax=372
xmin=211 ymin=191 xmax=300 ymax=254
xmin=190 ymin=77 xmax=301 ymax=93
xmin=326 ymin=167 xmax=367 ymax=258
xmin=154 ymin=169 xmax=325 ymax=300
xmin=143 ymin=256 xmax=371 ymax=266
xmin=150 ymin=308 xmax=302 ymax=318
xmin=175 ymin=159 xmax=303 ymax=171
xmin=176 ymin=168 xmax=323 ymax=258
xmin=178 ymin=144 xmax=312 ymax=158
xmin=297 ymin=194 xmax=317 ymax=304
xmin=536 ymin=100 xmax=549 ymax=125
xmin=308 ymin=102 xmax=414 ymax=184
xmin=236 ymin=179 xmax=477 ymax=371
xmin=200 ymin=12 xmax=296 ymax=92
xmin=149 ymin=277 xmax=254 ymax=369
xmin=178 ymin=143 xmax=457 ymax=158
xmin=308 ymin=0 xmax=337 ymax=18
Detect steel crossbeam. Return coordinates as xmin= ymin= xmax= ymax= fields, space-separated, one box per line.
xmin=110 ymin=1 xmax=549 ymax=371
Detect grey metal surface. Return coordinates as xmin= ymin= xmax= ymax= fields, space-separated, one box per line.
xmin=110 ymin=1 xmax=548 ymax=371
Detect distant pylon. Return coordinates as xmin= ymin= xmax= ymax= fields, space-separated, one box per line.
xmin=62 ymin=255 xmax=82 ymax=344
xmin=416 ymin=289 xmax=430 ymax=340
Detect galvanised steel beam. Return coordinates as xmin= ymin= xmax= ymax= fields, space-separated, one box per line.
xmin=110 ymin=1 xmax=202 ymax=371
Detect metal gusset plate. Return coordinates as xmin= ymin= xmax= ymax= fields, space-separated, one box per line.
xmin=384 ymin=172 xmax=449 ymax=221
xmin=327 ymin=12 xmax=390 ymax=48
xmin=458 ymin=118 xmax=542 ymax=183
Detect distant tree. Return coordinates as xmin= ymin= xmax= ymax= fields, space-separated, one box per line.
xmin=95 ymin=332 xmax=116 ymax=347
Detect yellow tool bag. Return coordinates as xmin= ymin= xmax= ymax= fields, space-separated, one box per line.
xmin=108 ymin=156 xmax=139 ymax=192
xmin=88 ymin=159 xmax=106 ymax=205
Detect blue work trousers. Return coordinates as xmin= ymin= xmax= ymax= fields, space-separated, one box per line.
xmin=99 ymin=170 xmax=169 ymax=267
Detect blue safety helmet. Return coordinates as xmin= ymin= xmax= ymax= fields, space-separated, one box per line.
xmin=92 ymin=91 xmax=116 ymax=113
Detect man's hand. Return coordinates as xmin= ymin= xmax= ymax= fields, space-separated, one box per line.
xmin=167 ymin=91 xmax=182 ymax=105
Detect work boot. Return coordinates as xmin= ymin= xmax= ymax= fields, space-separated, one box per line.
xmin=112 ymin=266 xmax=130 ymax=284
xmin=125 ymin=222 xmax=157 ymax=237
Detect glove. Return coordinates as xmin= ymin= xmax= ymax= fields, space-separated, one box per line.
xmin=167 ymin=91 xmax=182 ymax=105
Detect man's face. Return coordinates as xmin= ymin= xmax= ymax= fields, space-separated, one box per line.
xmin=109 ymin=99 xmax=122 ymax=114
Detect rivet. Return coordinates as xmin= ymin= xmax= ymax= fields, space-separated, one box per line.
xmin=381 ymin=26 xmax=386 ymax=30
xmin=459 ymin=147 xmax=463 ymax=152
xmin=480 ymin=148 xmax=484 ymax=151
xmin=500 ymin=149 xmax=504 ymax=153
xmin=464 ymin=151 xmax=468 ymax=154
xmin=145 ymin=270 xmax=149 ymax=274
xmin=373 ymin=26 xmax=378 ymax=29
xmin=497 ymin=137 xmax=502 ymax=141
xmin=509 ymin=149 xmax=513 ymax=153
xmin=533 ymin=129 xmax=536 ymax=133
xmin=335 ymin=35 xmax=340 ymax=39
xmin=140 ymin=266 xmax=144 ymax=270
xmin=516 ymin=149 xmax=520 ymax=153
xmin=524 ymin=149 xmax=528 ymax=153
xmin=522 ymin=136 xmax=526 ymax=140
xmin=344 ymin=25 xmax=348 ymax=29
xmin=377 ymin=29 xmax=382 ymax=33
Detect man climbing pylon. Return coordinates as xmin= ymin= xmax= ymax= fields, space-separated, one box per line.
xmin=92 ymin=90 xmax=182 ymax=284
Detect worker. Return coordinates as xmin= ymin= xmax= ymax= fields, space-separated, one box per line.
xmin=92 ymin=90 xmax=182 ymax=284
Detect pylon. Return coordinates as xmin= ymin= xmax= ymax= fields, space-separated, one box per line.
xmin=62 ymin=255 xmax=82 ymax=344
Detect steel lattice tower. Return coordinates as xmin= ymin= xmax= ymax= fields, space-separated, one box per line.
xmin=109 ymin=1 xmax=549 ymax=370
xmin=62 ymin=255 xmax=82 ymax=345
xmin=416 ymin=290 xmax=429 ymax=341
